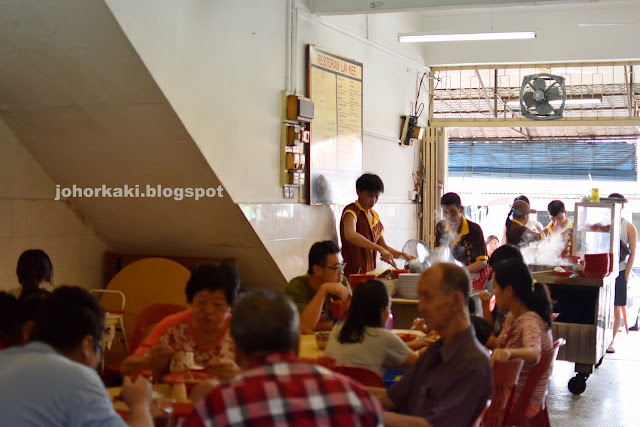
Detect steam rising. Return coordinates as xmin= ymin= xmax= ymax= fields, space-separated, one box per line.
xmin=520 ymin=232 xmax=569 ymax=265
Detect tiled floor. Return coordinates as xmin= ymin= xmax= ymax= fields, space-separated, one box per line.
xmin=548 ymin=329 xmax=640 ymax=426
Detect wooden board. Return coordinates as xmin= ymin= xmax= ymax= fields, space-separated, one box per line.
xmin=307 ymin=45 xmax=363 ymax=205
xmin=102 ymin=258 xmax=191 ymax=341
xmin=104 ymin=252 xmax=235 ymax=287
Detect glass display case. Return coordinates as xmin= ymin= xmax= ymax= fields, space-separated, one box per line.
xmin=573 ymin=201 xmax=621 ymax=275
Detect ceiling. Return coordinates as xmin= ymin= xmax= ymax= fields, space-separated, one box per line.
xmin=310 ymin=0 xmax=640 ymax=139
xmin=309 ymin=0 xmax=623 ymax=15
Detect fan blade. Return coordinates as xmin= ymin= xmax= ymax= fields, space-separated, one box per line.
xmin=416 ymin=243 xmax=427 ymax=263
xmin=532 ymin=78 xmax=547 ymax=91
xmin=523 ymin=91 xmax=536 ymax=108
xmin=546 ymin=86 xmax=561 ymax=102
xmin=537 ymin=101 xmax=554 ymax=115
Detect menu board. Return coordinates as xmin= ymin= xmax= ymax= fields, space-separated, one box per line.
xmin=308 ymin=45 xmax=363 ymax=205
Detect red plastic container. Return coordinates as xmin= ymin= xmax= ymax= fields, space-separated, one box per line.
xmin=391 ymin=269 xmax=410 ymax=279
xmin=584 ymin=254 xmax=609 ymax=274
xmin=554 ymin=270 xmax=573 ymax=277
xmin=330 ymin=299 xmax=351 ymax=320
xmin=349 ymin=274 xmax=375 ymax=290
xmin=395 ymin=332 xmax=418 ymax=342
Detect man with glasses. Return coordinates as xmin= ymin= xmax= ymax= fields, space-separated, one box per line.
xmin=284 ymin=241 xmax=351 ymax=334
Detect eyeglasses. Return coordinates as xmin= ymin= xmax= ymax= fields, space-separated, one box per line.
xmin=325 ymin=262 xmax=346 ymax=271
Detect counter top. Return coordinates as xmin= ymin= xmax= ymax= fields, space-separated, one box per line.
xmin=391 ymin=289 xmax=483 ymax=304
xmin=532 ymin=272 xmax=613 ymax=287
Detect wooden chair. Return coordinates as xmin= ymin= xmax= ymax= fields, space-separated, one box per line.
xmin=504 ymin=338 xmax=566 ymax=427
xmin=102 ymin=303 xmax=186 ymax=385
xmin=483 ymin=358 xmax=524 ymax=427
xmin=332 ymin=366 xmax=384 ymax=387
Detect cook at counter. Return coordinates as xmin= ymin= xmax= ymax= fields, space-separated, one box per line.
xmin=340 ymin=173 xmax=414 ymax=277
xmin=544 ymin=200 xmax=573 ymax=257
xmin=506 ymin=200 xmax=542 ymax=248
xmin=436 ymin=192 xmax=490 ymax=289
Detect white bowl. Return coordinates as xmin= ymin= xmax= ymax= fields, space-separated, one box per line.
xmin=379 ymin=278 xmax=398 ymax=297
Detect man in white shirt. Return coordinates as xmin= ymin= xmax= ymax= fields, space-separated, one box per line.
xmin=0 ymin=286 xmax=153 ymax=426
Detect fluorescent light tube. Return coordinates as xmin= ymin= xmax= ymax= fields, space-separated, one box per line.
xmin=398 ymin=31 xmax=536 ymax=43
xmin=506 ymin=98 xmax=602 ymax=107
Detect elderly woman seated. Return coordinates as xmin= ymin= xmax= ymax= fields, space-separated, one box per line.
xmin=121 ymin=262 xmax=240 ymax=381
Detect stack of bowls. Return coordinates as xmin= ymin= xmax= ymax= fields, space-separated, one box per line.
xmin=397 ymin=273 xmax=421 ymax=299
xmin=583 ymin=253 xmax=610 ymax=279
xmin=378 ymin=278 xmax=398 ymax=297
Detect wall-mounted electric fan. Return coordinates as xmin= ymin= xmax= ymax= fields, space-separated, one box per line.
xmin=520 ymin=73 xmax=566 ymax=120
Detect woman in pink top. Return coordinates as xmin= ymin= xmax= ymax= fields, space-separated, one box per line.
xmin=121 ymin=262 xmax=240 ymax=381
xmin=489 ymin=258 xmax=553 ymax=418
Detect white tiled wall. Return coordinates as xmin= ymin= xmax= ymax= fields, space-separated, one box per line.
xmin=240 ymin=202 xmax=419 ymax=283
xmin=0 ymin=199 xmax=110 ymax=292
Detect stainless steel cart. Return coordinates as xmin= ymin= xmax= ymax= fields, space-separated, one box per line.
xmin=533 ymin=272 xmax=614 ymax=395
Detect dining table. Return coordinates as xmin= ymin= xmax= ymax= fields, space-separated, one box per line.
xmin=298 ymin=328 xmax=426 ymax=360
xmin=108 ymin=383 xmax=193 ymax=426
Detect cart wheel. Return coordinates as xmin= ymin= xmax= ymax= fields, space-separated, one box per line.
xmin=595 ymin=357 xmax=604 ymax=368
xmin=568 ymin=374 xmax=588 ymax=395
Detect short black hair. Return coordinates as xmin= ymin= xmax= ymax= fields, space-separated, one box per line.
xmin=185 ymin=262 xmax=240 ymax=305
xmin=488 ymin=244 xmax=523 ymax=267
xmin=18 ymin=289 xmax=51 ymax=328
xmin=355 ymin=173 xmax=384 ymax=193
xmin=471 ymin=314 xmax=492 ymax=346
xmin=547 ymin=200 xmax=566 ymax=217
xmin=16 ymin=249 xmax=53 ymax=292
xmin=514 ymin=195 xmax=530 ymax=205
xmin=230 ymin=290 xmax=299 ymax=357
xmin=485 ymin=235 xmax=499 ymax=245
xmin=30 ymin=286 xmax=104 ymax=353
xmin=608 ymin=193 xmax=627 ymax=202
xmin=434 ymin=263 xmax=470 ymax=305
xmin=308 ymin=240 xmax=340 ymax=275
xmin=441 ymin=192 xmax=462 ymax=209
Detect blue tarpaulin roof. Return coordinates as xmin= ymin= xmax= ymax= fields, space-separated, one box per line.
xmin=448 ymin=140 xmax=637 ymax=181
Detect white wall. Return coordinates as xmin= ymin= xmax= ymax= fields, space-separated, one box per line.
xmin=0 ymin=119 xmax=54 ymax=199
xmin=105 ymin=0 xmax=428 ymax=204
xmin=0 ymin=119 xmax=109 ymax=292
xmin=105 ymin=0 xmax=425 ymax=279
xmin=294 ymin=9 xmax=429 ymax=202
xmin=419 ymin=2 xmax=640 ymax=66
xmin=105 ymin=0 xmax=289 ymax=204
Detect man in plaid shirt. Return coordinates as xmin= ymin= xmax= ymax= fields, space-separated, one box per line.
xmin=184 ymin=290 xmax=382 ymax=427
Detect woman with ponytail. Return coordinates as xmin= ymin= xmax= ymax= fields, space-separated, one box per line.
xmin=488 ymin=258 xmax=553 ymax=418
xmin=505 ymin=200 xmax=542 ymax=247
xmin=324 ymin=280 xmax=424 ymax=376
